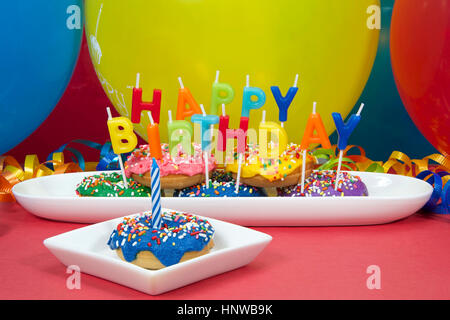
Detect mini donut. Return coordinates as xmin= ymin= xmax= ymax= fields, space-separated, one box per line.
xmin=75 ymin=172 xmax=151 ymax=197
xmin=108 ymin=210 xmax=215 ymax=270
xmin=174 ymin=179 xmax=267 ymax=197
xmin=125 ymin=143 xmax=216 ymax=189
xmin=277 ymin=170 xmax=368 ymax=197
xmin=225 ymin=143 xmax=315 ymax=188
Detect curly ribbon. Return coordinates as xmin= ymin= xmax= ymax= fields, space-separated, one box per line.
xmin=316 ymin=145 xmax=450 ymax=214
xmin=0 ymin=153 xmax=82 ymax=202
xmin=0 ymin=140 xmax=125 ymax=202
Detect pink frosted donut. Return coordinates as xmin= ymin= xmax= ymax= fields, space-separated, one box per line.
xmin=125 ymin=143 xmax=216 ymax=189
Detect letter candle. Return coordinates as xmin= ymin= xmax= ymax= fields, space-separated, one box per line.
xmin=210 ymin=70 xmax=235 ymax=115
xmin=106 ymin=107 xmax=138 ymax=188
xmin=167 ymin=110 xmax=194 ymax=157
xmin=271 ymin=74 xmax=299 ymax=128
xmin=176 ymin=76 xmax=202 ymax=120
xmin=218 ymin=104 xmax=248 ymax=153
xmin=131 ymin=73 xmax=162 ymax=124
xmin=300 ymin=101 xmax=332 ymax=150
xmin=332 ymin=103 xmax=365 ymax=190
xmin=241 ymin=74 xmax=266 ymax=118
xmin=258 ymin=120 xmax=288 ymax=160
xmin=191 ymin=104 xmax=219 ymax=189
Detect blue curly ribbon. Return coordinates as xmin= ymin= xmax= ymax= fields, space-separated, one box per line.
xmin=46 ymin=139 xmax=129 ymax=172
xmin=416 ymin=170 xmax=450 ymax=214
xmin=96 ymin=142 xmax=130 ymax=171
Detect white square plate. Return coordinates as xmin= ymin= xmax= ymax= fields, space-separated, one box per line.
xmin=43 ymin=211 xmax=272 ymax=295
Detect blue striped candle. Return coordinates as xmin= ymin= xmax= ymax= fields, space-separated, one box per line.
xmin=151 ymin=158 xmax=162 ymax=229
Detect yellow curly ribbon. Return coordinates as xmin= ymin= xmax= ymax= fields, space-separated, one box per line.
xmin=0 ymin=153 xmax=82 ymax=202
xmin=316 ymin=145 xmax=449 ymax=184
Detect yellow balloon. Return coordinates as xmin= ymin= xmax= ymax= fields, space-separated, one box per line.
xmin=85 ymin=0 xmax=379 ymax=144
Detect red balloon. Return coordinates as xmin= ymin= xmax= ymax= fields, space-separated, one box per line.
xmin=390 ymin=0 xmax=450 ymax=157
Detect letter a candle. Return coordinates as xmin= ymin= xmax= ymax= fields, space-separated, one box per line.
xmin=176 ymin=77 xmax=202 ymax=120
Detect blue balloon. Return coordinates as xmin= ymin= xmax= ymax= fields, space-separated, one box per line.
xmin=330 ymin=0 xmax=437 ymax=160
xmin=0 ymin=1 xmax=83 ymax=155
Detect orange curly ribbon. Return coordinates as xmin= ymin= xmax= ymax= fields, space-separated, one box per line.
xmin=0 ymin=153 xmax=82 ymax=202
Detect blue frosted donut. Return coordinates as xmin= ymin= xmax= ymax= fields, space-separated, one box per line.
xmin=108 ymin=210 xmax=214 ymax=269
xmin=174 ymin=180 xmax=267 ymax=197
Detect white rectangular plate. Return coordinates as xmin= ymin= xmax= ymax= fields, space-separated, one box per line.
xmin=13 ymin=170 xmax=433 ymax=226
xmin=43 ymin=212 xmax=272 ymax=295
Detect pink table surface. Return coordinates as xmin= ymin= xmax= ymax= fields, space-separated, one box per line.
xmin=0 ymin=201 xmax=449 ymax=300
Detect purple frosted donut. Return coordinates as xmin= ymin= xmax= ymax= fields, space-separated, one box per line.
xmin=277 ymin=170 xmax=368 ymax=197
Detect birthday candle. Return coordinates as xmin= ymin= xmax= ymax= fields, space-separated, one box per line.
xmin=167 ymin=110 xmax=194 ymax=156
xmin=271 ymin=74 xmax=299 ymax=126
xmin=300 ymin=102 xmax=332 ymax=150
xmin=191 ymin=106 xmax=219 ymax=151
xmin=131 ymin=73 xmax=162 ymax=124
xmin=146 ymin=112 xmax=162 ymax=159
xmin=150 ymin=158 xmax=162 ymax=229
xmin=217 ymin=115 xmax=248 ymax=153
xmin=176 ymin=77 xmax=202 ymax=120
xmin=332 ymin=103 xmax=364 ymax=151
xmin=258 ymin=121 xmax=288 ymax=159
xmin=241 ymin=74 xmax=266 ymax=118
xmin=106 ymin=107 xmax=138 ymax=188
xmin=333 ymin=103 xmax=365 ymax=190
xmin=210 ymin=70 xmax=235 ymax=115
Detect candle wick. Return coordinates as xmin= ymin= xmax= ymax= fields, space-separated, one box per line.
xmin=147 ymin=111 xmax=154 ymax=125
xmin=106 ymin=107 xmax=112 ymax=120
xmin=356 ymin=103 xmax=365 ymax=116
xmin=168 ymin=110 xmax=173 ymax=123
xmin=261 ymin=110 xmax=266 ymax=123
xmin=178 ymin=77 xmax=184 ymax=89
xmin=312 ymin=102 xmax=317 ymax=114
xmin=246 ymin=74 xmax=250 ymax=87
xmin=136 ymin=72 xmax=140 ymax=88
xmin=221 ymin=104 xmax=226 ymax=117
xmin=293 ymin=74 xmax=299 ymax=88
xmin=215 ymin=70 xmax=220 ymax=83
xmin=200 ymin=104 xmax=207 ymax=116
